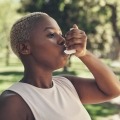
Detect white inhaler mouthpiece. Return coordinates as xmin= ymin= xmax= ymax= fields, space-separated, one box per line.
xmin=64 ymin=49 xmax=76 ymax=54
xmin=64 ymin=27 xmax=76 ymax=55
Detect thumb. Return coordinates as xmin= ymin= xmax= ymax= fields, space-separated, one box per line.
xmin=73 ymin=24 xmax=78 ymax=29
xmin=70 ymin=24 xmax=78 ymax=30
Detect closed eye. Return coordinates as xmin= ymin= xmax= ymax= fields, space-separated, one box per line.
xmin=48 ymin=33 xmax=55 ymax=38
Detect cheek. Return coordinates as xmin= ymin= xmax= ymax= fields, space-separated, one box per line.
xmin=31 ymin=47 xmax=67 ymax=69
xmin=30 ymin=39 xmax=67 ymax=69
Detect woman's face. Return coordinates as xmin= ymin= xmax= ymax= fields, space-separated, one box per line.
xmin=29 ymin=16 xmax=69 ymax=70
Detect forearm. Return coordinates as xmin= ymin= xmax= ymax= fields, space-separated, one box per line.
xmin=79 ymin=50 xmax=120 ymax=97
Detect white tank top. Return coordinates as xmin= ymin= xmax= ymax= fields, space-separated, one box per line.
xmin=8 ymin=76 xmax=91 ymax=120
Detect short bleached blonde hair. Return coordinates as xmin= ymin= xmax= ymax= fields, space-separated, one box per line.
xmin=10 ymin=12 xmax=48 ymax=57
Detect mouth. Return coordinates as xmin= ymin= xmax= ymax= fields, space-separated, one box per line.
xmin=61 ymin=46 xmax=70 ymax=57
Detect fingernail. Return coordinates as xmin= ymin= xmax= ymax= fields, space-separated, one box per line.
xmin=70 ymin=28 xmax=74 ymax=30
xmin=73 ymin=24 xmax=78 ymax=29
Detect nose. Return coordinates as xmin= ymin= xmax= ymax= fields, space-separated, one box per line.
xmin=57 ymin=35 xmax=65 ymax=46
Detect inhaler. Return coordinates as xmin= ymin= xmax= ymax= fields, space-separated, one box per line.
xmin=64 ymin=28 xmax=76 ymax=55
xmin=64 ymin=49 xmax=76 ymax=54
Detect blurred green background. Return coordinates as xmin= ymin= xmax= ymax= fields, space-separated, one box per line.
xmin=0 ymin=0 xmax=120 ymax=120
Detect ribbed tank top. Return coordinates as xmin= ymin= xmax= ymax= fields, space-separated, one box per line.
xmin=8 ymin=76 xmax=91 ymax=120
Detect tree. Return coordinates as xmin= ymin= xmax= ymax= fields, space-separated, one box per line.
xmin=18 ymin=0 xmax=120 ymax=60
xmin=0 ymin=0 xmax=22 ymax=65
xmin=104 ymin=0 xmax=120 ymax=59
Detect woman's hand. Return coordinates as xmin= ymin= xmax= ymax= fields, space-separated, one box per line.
xmin=65 ymin=24 xmax=87 ymax=57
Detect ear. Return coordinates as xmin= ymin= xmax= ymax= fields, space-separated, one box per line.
xmin=17 ymin=42 xmax=31 ymax=55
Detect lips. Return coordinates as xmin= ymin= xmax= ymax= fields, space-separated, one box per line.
xmin=60 ymin=46 xmax=69 ymax=57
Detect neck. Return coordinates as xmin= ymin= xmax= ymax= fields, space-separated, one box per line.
xmin=21 ymin=66 xmax=53 ymax=88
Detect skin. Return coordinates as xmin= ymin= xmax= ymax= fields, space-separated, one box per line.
xmin=0 ymin=15 xmax=120 ymax=120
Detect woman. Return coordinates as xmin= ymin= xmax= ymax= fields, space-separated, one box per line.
xmin=0 ymin=12 xmax=120 ymax=120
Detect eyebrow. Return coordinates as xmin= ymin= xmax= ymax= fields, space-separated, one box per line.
xmin=44 ymin=27 xmax=61 ymax=32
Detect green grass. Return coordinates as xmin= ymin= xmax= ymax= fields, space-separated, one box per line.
xmin=0 ymin=54 xmax=120 ymax=120
xmin=85 ymin=103 xmax=120 ymax=120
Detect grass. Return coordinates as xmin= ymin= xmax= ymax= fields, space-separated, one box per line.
xmin=85 ymin=103 xmax=120 ymax=120
xmin=0 ymin=53 xmax=120 ymax=120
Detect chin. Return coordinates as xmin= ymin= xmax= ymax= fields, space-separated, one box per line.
xmin=55 ymin=60 xmax=68 ymax=70
xmin=53 ymin=55 xmax=69 ymax=70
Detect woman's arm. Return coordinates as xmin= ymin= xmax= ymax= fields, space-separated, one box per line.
xmin=64 ymin=51 xmax=120 ymax=104
xmin=0 ymin=91 xmax=34 ymax=120
xmin=64 ymin=24 xmax=120 ymax=104
xmin=80 ymin=50 xmax=120 ymax=97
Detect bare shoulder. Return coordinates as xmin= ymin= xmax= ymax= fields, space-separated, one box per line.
xmin=0 ymin=90 xmax=34 ymax=120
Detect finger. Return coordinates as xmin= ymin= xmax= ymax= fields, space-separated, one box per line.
xmin=70 ymin=24 xmax=78 ymax=30
xmin=66 ymin=33 xmax=86 ymax=40
xmin=65 ymin=39 xmax=83 ymax=47
xmin=73 ymin=24 xmax=78 ymax=29
xmin=65 ymin=29 xmax=85 ymax=38
xmin=67 ymin=44 xmax=84 ymax=50
xmin=66 ymin=29 xmax=84 ymax=34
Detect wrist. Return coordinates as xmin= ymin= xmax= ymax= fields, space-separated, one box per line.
xmin=76 ymin=49 xmax=88 ymax=58
xmin=77 ymin=50 xmax=94 ymax=60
